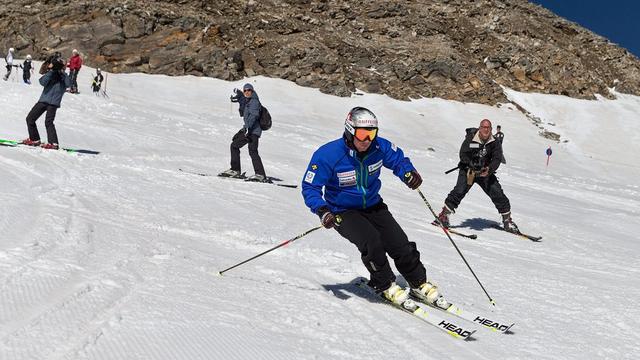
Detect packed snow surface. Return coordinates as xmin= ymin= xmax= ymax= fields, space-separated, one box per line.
xmin=1 ymin=65 xmax=639 ymax=359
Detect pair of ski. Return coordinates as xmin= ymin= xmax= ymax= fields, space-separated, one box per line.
xmin=178 ymin=168 xmax=298 ymax=188
xmin=0 ymin=138 xmax=100 ymax=155
xmin=430 ymin=222 xmax=542 ymax=242
xmin=354 ymin=277 xmax=514 ymax=341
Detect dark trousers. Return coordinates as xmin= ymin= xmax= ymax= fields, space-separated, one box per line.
xmin=69 ymin=69 xmax=79 ymax=91
xmin=335 ymin=201 xmax=426 ymax=290
xmin=23 ymin=71 xmax=31 ymax=83
xmin=445 ymin=169 xmax=511 ymax=214
xmin=26 ymin=102 xmax=59 ymax=144
xmin=230 ymin=129 xmax=265 ymax=176
xmin=4 ymin=65 xmax=11 ymax=79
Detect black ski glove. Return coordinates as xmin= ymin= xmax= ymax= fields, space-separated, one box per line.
xmin=317 ymin=206 xmax=340 ymax=229
xmin=404 ymin=170 xmax=422 ymax=190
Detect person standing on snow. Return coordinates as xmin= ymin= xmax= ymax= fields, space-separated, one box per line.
xmin=67 ymin=49 xmax=82 ymax=93
xmin=92 ymin=68 xmax=104 ymax=94
xmin=301 ymin=106 xmax=449 ymax=308
xmin=21 ymin=54 xmax=71 ymax=150
xmin=494 ymin=125 xmax=506 ymax=164
xmin=220 ymin=83 xmax=267 ymax=182
xmin=3 ymin=48 xmax=15 ymax=81
xmin=21 ymin=54 xmax=34 ymax=84
xmin=437 ymin=119 xmax=519 ymax=232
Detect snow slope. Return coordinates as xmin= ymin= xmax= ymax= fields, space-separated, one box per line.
xmin=1 ymin=64 xmax=639 ymax=360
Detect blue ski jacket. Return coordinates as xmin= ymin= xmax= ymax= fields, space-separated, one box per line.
xmin=38 ymin=70 xmax=71 ymax=107
xmin=302 ymin=136 xmax=416 ymax=214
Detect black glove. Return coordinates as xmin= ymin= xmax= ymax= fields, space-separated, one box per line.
xmin=230 ymin=88 xmax=241 ymax=102
xmin=318 ymin=206 xmax=339 ymax=229
xmin=404 ymin=170 xmax=422 ymax=190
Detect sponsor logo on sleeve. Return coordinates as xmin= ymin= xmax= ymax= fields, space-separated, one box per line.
xmin=304 ymin=171 xmax=316 ymax=183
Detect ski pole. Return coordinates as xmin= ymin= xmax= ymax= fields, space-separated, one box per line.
xmin=217 ymin=225 xmax=324 ymax=276
xmin=415 ymin=188 xmax=496 ymax=307
xmin=444 ymin=166 xmax=459 ymax=174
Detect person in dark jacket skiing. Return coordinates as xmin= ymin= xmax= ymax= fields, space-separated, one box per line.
xmin=21 ymin=54 xmax=33 ymax=84
xmin=494 ymin=125 xmax=506 ymax=164
xmin=301 ymin=107 xmax=449 ymax=308
xmin=21 ymin=54 xmax=71 ymax=150
xmin=437 ymin=119 xmax=519 ymax=232
xmin=92 ymin=68 xmax=104 ymax=94
xmin=220 ymin=83 xmax=267 ymax=181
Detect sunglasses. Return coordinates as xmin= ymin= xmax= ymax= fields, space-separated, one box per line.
xmin=243 ymin=89 xmax=252 ymax=92
xmin=354 ymin=128 xmax=378 ymax=141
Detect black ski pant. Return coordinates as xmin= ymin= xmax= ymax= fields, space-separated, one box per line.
xmin=230 ymin=129 xmax=265 ymax=176
xmin=444 ymin=169 xmax=511 ymax=214
xmin=335 ymin=201 xmax=426 ymax=291
xmin=4 ymin=65 xmax=11 ymax=79
xmin=69 ymin=69 xmax=79 ymax=91
xmin=23 ymin=71 xmax=31 ymax=83
xmin=26 ymin=102 xmax=59 ymax=144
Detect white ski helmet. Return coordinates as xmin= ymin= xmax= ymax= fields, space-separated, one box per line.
xmin=26 ymin=54 xmax=32 ymax=60
xmin=9 ymin=48 xmax=14 ymax=53
xmin=345 ymin=106 xmax=378 ymax=135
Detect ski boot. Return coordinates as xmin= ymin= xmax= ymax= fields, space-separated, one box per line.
xmin=245 ymin=174 xmax=269 ymax=183
xmin=501 ymin=212 xmax=520 ymax=234
xmin=411 ymin=281 xmax=450 ymax=309
xmin=382 ymin=282 xmax=410 ymax=306
xmin=21 ymin=138 xmax=41 ymax=146
xmin=41 ymin=143 xmax=59 ymax=150
xmin=218 ymin=169 xmax=244 ymax=178
xmin=436 ymin=205 xmax=453 ymax=228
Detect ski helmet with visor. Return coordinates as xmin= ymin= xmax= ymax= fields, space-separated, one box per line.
xmin=344 ymin=107 xmax=378 ymax=143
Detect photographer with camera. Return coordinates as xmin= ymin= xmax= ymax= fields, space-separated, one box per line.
xmin=21 ymin=53 xmax=71 ymax=150
xmin=437 ymin=119 xmax=519 ymax=233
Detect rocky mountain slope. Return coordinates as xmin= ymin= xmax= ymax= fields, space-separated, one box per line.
xmin=1 ymin=0 xmax=639 ymax=104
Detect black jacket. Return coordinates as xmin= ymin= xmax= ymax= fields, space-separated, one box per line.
xmin=458 ymin=127 xmax=503 ymax=174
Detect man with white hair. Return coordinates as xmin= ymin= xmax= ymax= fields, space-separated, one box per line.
xmin=3 ymin=47 xmax=14 ymax=81
xmin=67 ymin=49 xmax=83 ymax=93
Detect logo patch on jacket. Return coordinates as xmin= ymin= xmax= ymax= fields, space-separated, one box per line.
xmin=368 ymin=160 xmax=383 ymax=175
xmin=337 ymin=170 xmax=357 ymax=187
xmin=304 ymin=171 xmax=316 ymax=183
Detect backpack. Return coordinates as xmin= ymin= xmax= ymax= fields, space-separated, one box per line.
xmin=259 ymin=105 xmax=272 ymax=131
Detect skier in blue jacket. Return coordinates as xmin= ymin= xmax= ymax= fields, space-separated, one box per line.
xmin=302 ymin=107 xmax=449 ymax=308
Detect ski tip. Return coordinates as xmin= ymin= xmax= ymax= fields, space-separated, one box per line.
xmin=469 ymin=234 xmax=478 ymax=239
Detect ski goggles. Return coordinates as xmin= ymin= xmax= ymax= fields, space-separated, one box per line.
xmin=354 ymin=128 xmax=378 ymax=141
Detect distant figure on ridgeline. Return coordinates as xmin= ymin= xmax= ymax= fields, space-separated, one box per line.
xmin=21 ymin=53 xmax=71 ymax=150
xmin=494 ymin=125 xmax=506 ymax=164
xmin=21 ymin=55 xmax=34 ymax=84
xmin=3 ymin=47 xmax=15 ymax=81
xmin=437 ymin=119 xmax=519 ymax=233
xmin=92 ymin=68 xmax=104 ymax=94
xmin=67 ymin=49 xmax=82 ymax=93
xmin=220 ymin=83 xmax=268 ymax=182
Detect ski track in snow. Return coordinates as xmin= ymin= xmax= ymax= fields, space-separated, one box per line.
xmin=1 ymin=70 xmax=640 ymax=359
